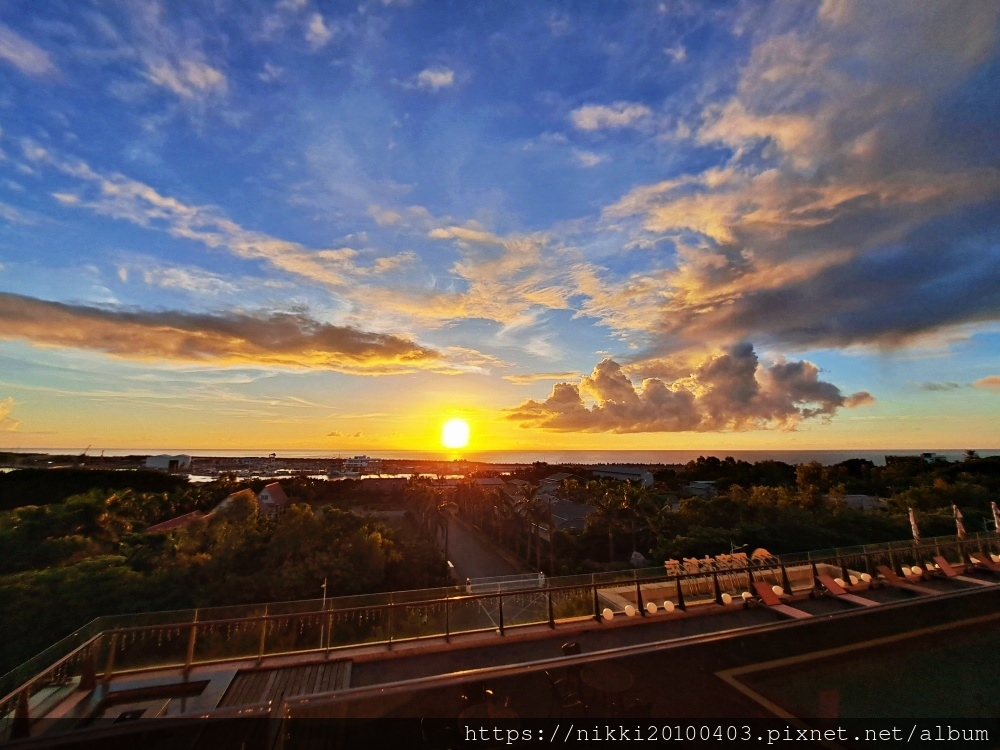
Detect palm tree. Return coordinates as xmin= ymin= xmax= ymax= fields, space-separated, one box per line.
xmin=516 ymin=486 xmax=550 ymax=571
xmin=587 ymin=479 xmax=625 ymax=563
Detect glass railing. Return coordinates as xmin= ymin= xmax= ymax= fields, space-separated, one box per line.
xmin=2 ymin=530 xmax=997 ymax=734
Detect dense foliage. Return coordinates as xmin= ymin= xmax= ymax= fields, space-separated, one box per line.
xmin=0 ymin=473 xmax=447 ymax=676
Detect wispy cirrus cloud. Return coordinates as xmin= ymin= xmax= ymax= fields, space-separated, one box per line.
xmin=507 ymin=344 xmax=873 ymax=433
xmin=503 ymin=371 xmax=581 ymax=385
xmin=0 ymin=396 xmax=20 ymax=431
xmin=0 ymin=23 xmax=57 ymax=76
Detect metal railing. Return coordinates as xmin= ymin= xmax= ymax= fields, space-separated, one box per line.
xmin=2 ymin=530 xmax=997 ymax=735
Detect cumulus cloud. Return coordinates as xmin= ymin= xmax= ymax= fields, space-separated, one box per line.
xmin=0 ymin=292 xmax=440 ymax=375
xmin=0 ymin=396 xmax=20 ymax=432
xmin=416 ymin=66 xmax=454 ymax=91
xmin=574 ymin=150 xmax=608 ymax=168
xmin=973 ymin=376 xmax=1000 ymax=392
xmin=571 ymin=102 xmax=651 ymax=131
xmin=0 ymin=23 xmax=56 ymax=75
xmin=506 ymin=344 xmax=873 ymax=433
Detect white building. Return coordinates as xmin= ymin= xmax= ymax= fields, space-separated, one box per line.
xmin=345 ymin=455 xmax=382 ymax=473
xmin=144 ymin=454 xmax=192 ymax=472
xmin=591 ymin=466 xmax=655 ymax=487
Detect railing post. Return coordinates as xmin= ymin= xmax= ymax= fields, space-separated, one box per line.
xmin=675 ymin=576 xmax=686 ymax=611
xmin=257 ymin=606 xmax=268 ymax=665
xmin=184 ymin=610 xmax=199 ymax=678
xmin=712 ymin=571 xmax=722 ymax=605
xmin=80 ymin=642 xmax=97 ymax=692
xmin=102 ymin=633 xmax=118 ymax=687
xmin=445 ymin=591 xmax=450 ymax=643
xmin=635 ymin=571 xmax=646 ymax=615
xmin=497 ymin=592 xmax=505 ymax=636
xmin=781 ymin=565 xmax=793 ymax=594
xmin=12 ymin=689 xmax=30 ymax=739
xmin=592 ymin=575 xmax=601 ymax=622
xmin=387 ymin=594 xmax=393 ymax=651
xmin=547 ymin=587 xmax=555 ymax=628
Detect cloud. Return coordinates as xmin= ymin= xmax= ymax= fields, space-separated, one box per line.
xmin=416 ymin=66 xmax=454 ymax=91
xmin=504 ymin=372 xmax=581 ymax=385
xmin=0 ymin=23 xmax=57 ymax=75
xmin=0 ymin=292 xmax=441 ymax=375
xmin=594 ymin=3 xmax=1000 ymax=354
xmin=973 ymin=376 xmax=1000 ymax=392
xmin=26 ymin=144 xmax=412 ymax=291
xmin=0 ymin=396 xmax=20 ymax=432
xmin=574 ymin=150 xmax=608 ymax=168
xmin=327 ymin=431 xmax=362 ymax=438
xmin=306 ymin=13 xmax=333 ymax=48
xmin=570 ymin=102 xmax=652 ymax=131
xmin=506 ymin=344 xmax=873 ymax=433
xmin=259 ymin=62 xmax=284 ymax=82
xmin=147 ymin=59 xmax=226 ymax=99
xmin=918 ymin=382 xmax=963 ymax=392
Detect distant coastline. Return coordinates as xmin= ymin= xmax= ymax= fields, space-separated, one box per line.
xmin=4 ymin=448 xmax=998 ymax=466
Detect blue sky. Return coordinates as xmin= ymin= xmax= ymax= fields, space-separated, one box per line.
xmin=0 ymin=0 xmax=998 ymax=452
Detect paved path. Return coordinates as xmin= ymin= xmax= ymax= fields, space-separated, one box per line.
xmin=440 ymin=517 xmax=522 ymax=580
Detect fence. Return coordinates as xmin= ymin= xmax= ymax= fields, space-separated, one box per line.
xmin=2 ymin=530 xmax=997 ymax=732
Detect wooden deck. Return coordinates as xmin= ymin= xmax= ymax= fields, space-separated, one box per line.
xmin=218 ymin=660 xmax=352 ymax=708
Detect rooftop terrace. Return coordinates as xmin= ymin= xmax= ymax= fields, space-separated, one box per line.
xmin=3 ymin=532 xmax=999 ymax=747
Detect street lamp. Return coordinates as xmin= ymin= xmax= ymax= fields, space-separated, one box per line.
xmin=730 ymin=542 xmax=747 ymax=555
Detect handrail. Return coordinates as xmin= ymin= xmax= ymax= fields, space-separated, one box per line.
xmin=2 ymin=530 xmax=995 ymax=716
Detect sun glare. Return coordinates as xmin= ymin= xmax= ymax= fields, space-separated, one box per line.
xmin=441 ymin=418 xmax=470 ymax=449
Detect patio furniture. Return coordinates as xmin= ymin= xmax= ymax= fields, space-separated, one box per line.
xmin=815 ymin=575 xmax=879 ymax=607
xmin=751 ymin=582 xmax=812 ymax=620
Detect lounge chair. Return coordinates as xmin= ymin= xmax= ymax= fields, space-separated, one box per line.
xmin=751 ymin=582 xmax=811 ymax=619
xmin=969 ymin=554 xmax=1000 ymax=576
xmin=875 ymin=565 xmax=936 ymax=595
xmin=815 ymin=575 xmax=879 ymax=607
xmin=932 ymin=556 xmax=992 ymax=587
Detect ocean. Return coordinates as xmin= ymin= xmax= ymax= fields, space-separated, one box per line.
xmin=9 ymin=448 xmax=999 ymax=466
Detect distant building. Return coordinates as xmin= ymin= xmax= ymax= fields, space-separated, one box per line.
xmin=538 ymin=472 xmax=583 ymax=497
xmin=547 ymin=499 xmax=595 ymax=532
xmin=144 ymin=454 xmax=192 ymax=472
xmin=592 ymin=466 xmax=654 ymax=487
xmin=473 ymin=477 xmax=506 ymax=490
xmin=345 ymin=456 xmax=382 ymax=473
xmin=258 ymin=482 xmax=289 ymax=518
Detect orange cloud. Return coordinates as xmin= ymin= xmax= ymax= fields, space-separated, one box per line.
xmin=0 ymin=292 xmax=440 ymax=375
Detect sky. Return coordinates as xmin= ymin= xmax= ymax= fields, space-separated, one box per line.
xmin=0 ymin=0 xmax=998 ymax=454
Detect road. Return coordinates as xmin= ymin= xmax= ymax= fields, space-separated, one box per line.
xmin=440 ymin=517 xmax=522 ymax=580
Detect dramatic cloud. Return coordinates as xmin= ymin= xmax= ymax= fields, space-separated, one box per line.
xmin=973 ymin=376 xmax=1000 ymax=392
xmin=0 ymin=397 xmax=20 ymax=432
xmin=571 ymin=102 xmax=651 ymax=131
xmin=0 ymin=23 xmax=56 ymax=75
xmin=506 ymin=344 xmax=873 ymax=433
xmin=598 ymin=3 xmax=1000 ymax=354
xmin=416 ymin=66 xmax=455 ymax=91
xmin=0 ymin=292 xmax=441 ymax=375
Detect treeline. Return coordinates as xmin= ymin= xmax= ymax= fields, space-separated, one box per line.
xmin=0 ymin=475 xmax=447 ymax=676
xmin=0 ymin=469 xmax=188 ymax=511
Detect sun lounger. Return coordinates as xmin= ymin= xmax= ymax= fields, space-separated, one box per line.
xmin=815 ymin=575 xmax=879 ymax=607
xmin=931 ymin=556 xmax=993 ymax=587
xmin=875 ymin=565 xmax=936 ymax=595
xmin=969 ymin=554 xmax=1000 ymax=575
xmin=752 ymin=582 xmax=811 ymax=619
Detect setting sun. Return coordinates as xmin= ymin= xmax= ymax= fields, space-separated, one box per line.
xmin=441 ymin=418 xmax=471 ymax=449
